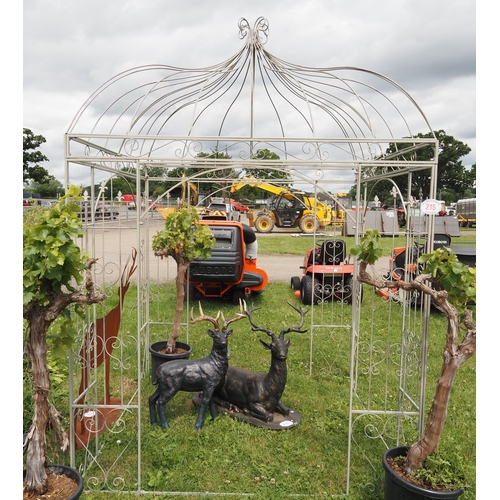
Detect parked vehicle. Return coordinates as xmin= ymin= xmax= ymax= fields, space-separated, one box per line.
xmin=186 ymin=220 xmax=268 ymax=304
xmin=377 ymin=233 xmax=476 ymax=303
xmin=201 ymin=202 xmax=241 ymax=222
xmin=121 ymin=194 xmax=137 ymax=208
xmin=141 ymin=199 xmax=162 ymax=210
xmin=230 ymin=200 xmax=250 ymax=213
xmin=230 ymin=177 xmax=345 ymax=233
xmin=456 ymin=198 xmax=476 ymax=227
xmin=23 ymin=199 xmax=55 ymax=208
xmin=121 ymin=195 xmax=161 ymax=211
xmin=290 ymin=238 xmax=359 ymax=305
xmin=78 ymin=201 xmax=119 ymax=220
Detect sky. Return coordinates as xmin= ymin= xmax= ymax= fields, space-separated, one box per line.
xmin=21 ymin=0 xmax=477 ymax=191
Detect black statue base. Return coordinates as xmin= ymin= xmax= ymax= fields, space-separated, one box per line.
xmin=192 ymin=393 xmax=301 ymax=430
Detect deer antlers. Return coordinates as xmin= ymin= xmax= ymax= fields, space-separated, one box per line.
xmin=246 ymin=301 xmax=309 ymax=338
xmin=190 ymin=300 xmax=247 ymax=331
xmin=121 ymin=247 xmax=138 ymax=289
xmin=190 ymin=300 xmax=309 ymax=337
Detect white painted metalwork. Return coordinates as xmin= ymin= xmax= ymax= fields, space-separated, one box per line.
xmin=65 ymin=17 xmax=438 ymax=497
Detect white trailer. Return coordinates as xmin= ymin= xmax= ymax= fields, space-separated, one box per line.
xmin=456 ymin=198 xmax=476 ymax=227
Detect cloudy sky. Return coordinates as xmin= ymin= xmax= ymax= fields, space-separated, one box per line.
xmin=22 ymin=0 xmax=476 ymax=189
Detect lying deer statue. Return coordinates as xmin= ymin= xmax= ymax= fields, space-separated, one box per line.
xmin=214 ymin=301 xmax=308 ymax=423
xmin=149 ymin=301 xmax=246 ymax=430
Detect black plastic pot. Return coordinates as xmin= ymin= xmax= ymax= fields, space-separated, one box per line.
xmin=149 ymin=341 xmax=192 ymax=384
xmin=23 ymin=464 xmax=84 ymax=500
xmin=383 ymin=446 xmax=463 ymax=499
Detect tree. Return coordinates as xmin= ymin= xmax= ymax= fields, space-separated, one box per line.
xmin=25 ymin=176 xmax=64 ymax=199
xmin=246 ymin=148 xmax=292 ymax=184
xmin=151 ymin=205 xmax=215 ymax=354
xmin=155 ymin=152 xmax=237 ymax=203
xmin=145 ymin=165 xmax=169 ymax=195
xmin=351 ymin=230 xmax=476 ymax=476
xmin=23 ymin=128 xmax=50 ymax=184
xmin=354 ymin=131 xmax=474 ymax=204
xmin=163 ymin=166 xmax=199 ymax=201
xmin=195 ymin=150 xmax=236 ymax=199
xmin=23 ymin=186 xmax=105 ymax=494
xmin=102 ymin=165 xmax=168 ymax=200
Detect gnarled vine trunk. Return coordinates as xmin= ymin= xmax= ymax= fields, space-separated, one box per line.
xmin=357 ymin=261 xmax=476 ymax=474
xmin=24 ymin=308 xmax=51 ymax=494
xmin=23 ymin=263 xmax=104 ymax=495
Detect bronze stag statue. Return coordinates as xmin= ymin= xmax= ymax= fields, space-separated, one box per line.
xmin=149 ymin=302 xmax=246 ymax=430
xmin=214 ymin=301 xmax=308 ymax=423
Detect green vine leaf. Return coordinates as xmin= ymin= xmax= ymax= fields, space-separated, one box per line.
xmin=349 ymin=229 xmax=383 ymax=265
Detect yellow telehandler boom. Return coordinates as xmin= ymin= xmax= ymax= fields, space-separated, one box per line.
xmin=230 ymin=177 xmax=344 ymax=233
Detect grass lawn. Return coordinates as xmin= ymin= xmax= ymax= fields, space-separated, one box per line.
xmin=24 ymin=231 xmax=476 ymax=499
xmin=256 ymin=232 xmax=476 ymax=256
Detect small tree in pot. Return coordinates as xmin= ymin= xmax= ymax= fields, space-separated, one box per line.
xmin=152 ymin=205 xmax=215 ymax=354
xmin=350 ymin=229 xmax=475 ymax=495
xmin=23 ymin=186 xmax=105 ymax=496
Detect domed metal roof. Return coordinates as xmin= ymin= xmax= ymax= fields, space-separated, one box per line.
xmin=67 ymin=17 xmax=436 ymax=175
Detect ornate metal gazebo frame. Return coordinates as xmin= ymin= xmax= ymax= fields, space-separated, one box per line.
xmin=64 ymin=18 xmax=439 ymax=497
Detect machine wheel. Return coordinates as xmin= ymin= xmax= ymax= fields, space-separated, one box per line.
xmin=232 ymin=288 xmax=246 ymax=305
xmin=300 ymin=216 xmax=319 ymax=234
xmin=290 ymin=276 xmax=301 ymax=290
xmin=300 ymin=275 xmax=321 ymax=305
xmin=344 ymin=275 xmax=354 ymax=304
xmin=300 ymin=275 xmax=313 ymax=304
xmin=255 ymin=214 xmax=275 ymax=233
xmin=341 ymin=275 xmax=363 ymax=304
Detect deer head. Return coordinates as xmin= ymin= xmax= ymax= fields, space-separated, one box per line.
xmin=246 ymin=301 xmax=309 ymax=357
xmin=190 ymin=300 xmax=247 ymax=345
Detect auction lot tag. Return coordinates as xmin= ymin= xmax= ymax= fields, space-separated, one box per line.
xmin=420 ymin=199 xmax=441 ymax=215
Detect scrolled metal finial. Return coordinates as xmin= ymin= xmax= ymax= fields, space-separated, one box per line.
xmin=238 ymin=18 xmax=251 ymax=39
xmin=254 ymin=17 xmax=269 ymax=44
xmin=238 ymin=17 xmax=269 ymax=45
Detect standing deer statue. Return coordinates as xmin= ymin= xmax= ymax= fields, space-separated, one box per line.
xmin=214 ymin=301 xmax=308 ymax=423
xmin=149 ymin=301 xmax=246 ymax=430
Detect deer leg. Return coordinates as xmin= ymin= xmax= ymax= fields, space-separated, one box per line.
xmin=246 ymin=403 xmax=273 ymax=423
xmin=195 ymin=404 xmax=207 ymax=431
xmin=156 ymin=389 xmax=176 ymax=429
xmin=209 ymin=398 xmax=219 ymax=420
xmin=275 ymin=401 xmax=290 ymax=416
xmin=195 ymin=390 xmax=213 ymax=430
xmin=157 ymin=402 xmax=169 ymax=429
xmin=148 ymin=388 xmax=160 ymax=426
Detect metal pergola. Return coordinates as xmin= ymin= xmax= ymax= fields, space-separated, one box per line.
xmin=64 ymin=17 xmax=438 ymax=497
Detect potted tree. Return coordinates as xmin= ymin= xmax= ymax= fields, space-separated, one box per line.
xmin=350 ymin=229 xmax=476 ymax=499
xmin=149 ymin=204 xmax=215 ymax=382
xmin=23 ymin=186 xmax=105 ymax=498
